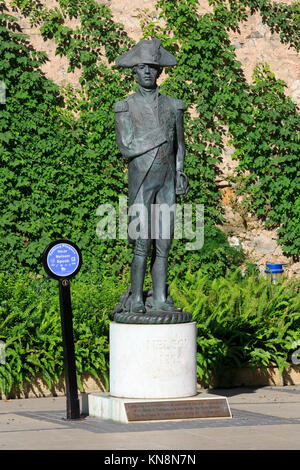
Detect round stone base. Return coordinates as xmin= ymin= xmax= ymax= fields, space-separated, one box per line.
xmin=114 ymin=310 xmax=192 ymax=324
xmin=109 ymin=321 xmax=197 ymax=399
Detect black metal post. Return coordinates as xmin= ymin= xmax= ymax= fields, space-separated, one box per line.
xmin=58 ymin=278 xmax=80 ymax=420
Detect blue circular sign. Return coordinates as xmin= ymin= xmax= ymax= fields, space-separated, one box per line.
xmin=43 ymin=240 xmax=82 ymax=280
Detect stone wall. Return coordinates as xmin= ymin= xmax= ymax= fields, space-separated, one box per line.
xmin=215 ymin=2 xmax=300 ymax=278
xmin=6 ymin=0 xmax=300 ymax=277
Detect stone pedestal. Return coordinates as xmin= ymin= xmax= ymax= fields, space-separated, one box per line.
xmin=109 ymin=321 xmax=197 ymax=399
xmin=83 ymin=321 xmax=232 ymax=422
xmin=84 ymin=392 xmax=231 ymax=423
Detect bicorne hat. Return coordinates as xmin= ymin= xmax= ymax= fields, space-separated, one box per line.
xmin=116 ymin=37 xmax=177 ymax=68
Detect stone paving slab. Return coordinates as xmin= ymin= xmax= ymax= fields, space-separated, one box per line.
xmin=0 ymin=385 xmax=300 ymax=450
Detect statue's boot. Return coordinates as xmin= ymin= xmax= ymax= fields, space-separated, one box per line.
xmin=130 ymin=254 xmax=147 ymax=313
xmin=151 ymin=255 xmax=182 ymax=312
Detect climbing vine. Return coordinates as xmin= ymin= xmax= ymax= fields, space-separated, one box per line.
xmin=0 ymin=0 xmax=299 ymax=278
xmin=139 ymin=0 xmax=300 ymax=259
xmin=0 ymin=1 xmax=134 ymax=275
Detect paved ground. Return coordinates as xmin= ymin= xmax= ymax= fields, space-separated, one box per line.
xmin=1 ymin=385 xmax=300 ymax=451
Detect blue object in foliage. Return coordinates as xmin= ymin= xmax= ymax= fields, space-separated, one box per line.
xmin=264 ymin=264 xmax=284 ymax=274
xmin=47 ymin=243 xmax=80 ymax=278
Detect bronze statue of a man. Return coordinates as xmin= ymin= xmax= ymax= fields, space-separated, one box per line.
xmin=114 ymin=38 xmax=189 ymax=317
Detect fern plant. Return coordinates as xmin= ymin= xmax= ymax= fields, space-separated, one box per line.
xmin=0 ymin=271 xmax=127 ymax=396
xmin=171 ymin=269 xmax=300 ymax=386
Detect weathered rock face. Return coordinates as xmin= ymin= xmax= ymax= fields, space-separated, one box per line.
xmin=230 ymin=9 xmax=300 ymax=102
xmin=7 ymin=0 xmax=299 ymax=276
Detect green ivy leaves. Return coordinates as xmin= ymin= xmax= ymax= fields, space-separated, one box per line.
xmin=231 ymin=63 xmax=300 ymax=258
xmin=1 ymin=0 xmax=299 ymax=280
xmin=153 ymin=0 xmax=300 ymax=259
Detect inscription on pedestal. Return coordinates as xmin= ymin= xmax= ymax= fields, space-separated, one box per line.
xmin=125 ymin=398 xmax=231 ymax=422
xmin=145 ymin=336 xmax=188 ymax=376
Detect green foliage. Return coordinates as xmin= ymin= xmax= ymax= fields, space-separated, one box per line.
xmin=0 ymin=0 xmax=245 ymax=277
xmin=1 ymin=0 xmax=299 ymax=397
xmin=171 ymin=268 xmax=300 ymax=386
xmin=0 ymin=0 xmax=299 ymax=277
xmin=1 ymin=269 xmax=299 ymax=394
xmin=140 ymin=0 xmax=300 ymax=259
xmin=210 ymin=0 xmax=300 ymax=51
xmin=230 ymin=63 xmax=300 ymax=259
xmin=0 ymin=270 xmax=127 ymax=396
xmin=0 ymin=1 xmax=134 ymax=275
xmin=169 ymin=222 xmax=244 ymax=280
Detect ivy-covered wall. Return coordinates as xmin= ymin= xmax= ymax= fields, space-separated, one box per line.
xmin=1 ymin=0 xmax=299 ymax=278
xmin=121 ymin=0 xmax=300 ymax=275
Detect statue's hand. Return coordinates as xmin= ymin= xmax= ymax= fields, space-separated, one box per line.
xmin=176 ymin=170 xmax=189 ymax=196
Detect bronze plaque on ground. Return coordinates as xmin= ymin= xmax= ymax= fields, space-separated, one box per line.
xmin=125 ymin=398 xmax=231 ymax=422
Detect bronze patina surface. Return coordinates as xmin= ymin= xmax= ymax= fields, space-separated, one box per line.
xmin=113 ymin=38 xmax=190 ymax=324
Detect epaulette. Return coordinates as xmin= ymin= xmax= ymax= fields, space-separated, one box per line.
xmin=113 ymin=100 xmax=129 ymax=113
xmin=175 ymin=99 xmax=186 ymax=111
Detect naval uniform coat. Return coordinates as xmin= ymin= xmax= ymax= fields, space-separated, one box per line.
xmin=114 ymin=89 xmax=185 ymax=210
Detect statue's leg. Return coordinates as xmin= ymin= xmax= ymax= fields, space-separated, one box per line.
xmin=151 ymin=166 xmax=182 ymax=312
xmin=129 ymin=165 xmax=159 ymax=313
xmin=151 ymin=254 xmax=168 ymax=305
xmin=130 ymin=252 xmax=148 ymax=313
xmin=151 ymin=219 xmax=181 ymax=311
xmin=151 ymin=245 xmax=181 ymax=312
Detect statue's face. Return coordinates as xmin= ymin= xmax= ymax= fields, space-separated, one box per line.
xmin=133 ymin=64 xmax=161 ymax=89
